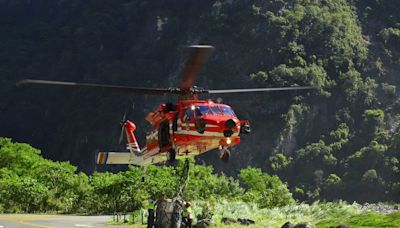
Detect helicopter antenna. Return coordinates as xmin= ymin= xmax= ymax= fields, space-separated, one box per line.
xmin=118 ymin=112 xmax=127 ymax=144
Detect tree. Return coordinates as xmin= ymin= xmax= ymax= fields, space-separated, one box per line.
xmin=239 ymin=168 xmax=294 ymax=208
xmin=269 ymin=153 xmax=291 ymax=172
xmin=0 ymin=169 xmax=49 ymax=213
xmin=321 ymin=173 xmax=343 ymax=200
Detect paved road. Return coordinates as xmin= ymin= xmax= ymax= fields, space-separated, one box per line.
xmin=0 ymin=214 xmax=141 ymax=228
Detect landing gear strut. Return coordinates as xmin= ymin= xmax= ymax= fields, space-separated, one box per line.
xmin=219 ymin=147 xmax=230 ymax=163
xmin=141 ymin=166 xmax=148 ymax=182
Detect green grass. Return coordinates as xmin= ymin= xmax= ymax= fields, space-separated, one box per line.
xmin=317 ymin=211 xmax=400 ymax=228
xmin=127 ymin=201 xmax=400 ymax=228
xmin=206 ymin=201 xmax=360 ymax=227
xmin=197 ymin=201 xmax=400 ymax=228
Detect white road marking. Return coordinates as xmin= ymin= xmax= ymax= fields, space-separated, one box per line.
xmin=74 ymin=225 xmax=93 ymax=227
xmin=0 ymin=225 xmax=4 ymax=228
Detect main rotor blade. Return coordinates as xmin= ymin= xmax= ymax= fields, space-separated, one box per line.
xmin=180 ymin=45 xmax=215 ymax=91
xmin=206 ymin=86 xmax=317 ymax=94
xmin=17 ymin=79 xmax=173 ymax=95
xmin=118 ymin=112 xmax=127 ymax=144
xmin=119 ymin=125 xmax=125 ymax=144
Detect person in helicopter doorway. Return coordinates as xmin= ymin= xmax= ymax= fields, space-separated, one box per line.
xmin=182 ymin=201 xmax=193 ymax=228
xmin=147 ymin=199 xmax=156 ymax=228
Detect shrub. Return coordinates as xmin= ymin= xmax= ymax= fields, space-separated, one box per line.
xmin=239 ymin=168 xmax=294 ymax=208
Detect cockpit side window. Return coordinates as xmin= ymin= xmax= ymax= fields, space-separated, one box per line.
xmin=184 ymin=108 xmax=193 ymax=121
xmin=195 ymin=107 xmax=203 ymax=116
xmin=210 ymin=106 xmax=222 ymax=115
xmin=220 ymin=105 xmax=235 ymax=116
xmin=198 ymin=106 xmax=211 ymax=115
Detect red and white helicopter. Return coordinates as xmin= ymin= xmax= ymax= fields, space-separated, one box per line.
xmin=18 ymin=45 xmax=314 ymax=166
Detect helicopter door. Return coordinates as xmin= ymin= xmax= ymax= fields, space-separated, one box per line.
xmin=158 ymin=121 xmax=170 ymax=148
xmin=172 ymin=112 xmax=179 ymax=132
xmin=182 ymin=108 xmax=193 ymax=131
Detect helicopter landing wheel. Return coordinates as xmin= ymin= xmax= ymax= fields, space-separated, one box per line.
xmin=220 ymin=148 xmax=230 ymax=163
xmin=167 ymin=149 xmax=176 ymax=163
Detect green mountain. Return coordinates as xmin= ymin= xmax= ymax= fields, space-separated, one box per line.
xmin=1 ymin=0 xmax=399 ymax=202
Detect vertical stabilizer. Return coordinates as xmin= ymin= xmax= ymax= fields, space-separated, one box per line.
xmin=124 ymin=120 xmax=141 ymax=155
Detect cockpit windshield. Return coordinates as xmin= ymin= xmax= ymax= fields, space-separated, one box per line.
xmin=210 ymin=106 xmax=222 ymax=115
xmin=186 ymin=105 xmax=235 ymax=117
xmin=196 ymin=106 xmax=212 ymax=116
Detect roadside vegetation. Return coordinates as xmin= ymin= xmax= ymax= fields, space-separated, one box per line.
xmin=202 ymin=201 xmax=400 ymax=228
xmin=0 ymin=137 xmax=293 ymax=214
xmin=1 ymin=138 xmax=399 ymax=227
xmin=125 ymin=201 xmax=400 ymax=227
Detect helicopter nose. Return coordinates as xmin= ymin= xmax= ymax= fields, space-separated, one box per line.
xmin=223 ymin=129 xmax=233 ymax=137
xmin=225 ymin=119 xmax=236 ymax=129
xmin=223 ymin=119 xmax=236 ymax=137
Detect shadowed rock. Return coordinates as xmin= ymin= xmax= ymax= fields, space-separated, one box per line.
xmin=294 ymin=222 xmax=315 ymax=228
xmin=221 ymin=217 xmax=237 ymax=224
xmin=237 ymin=217 xmax=255 ymax=225
xmin=332 ymin=225 xmax=350 ymax=228
xmin=281 ymin=221 xmax=295 ymax=228
xmin=193 ymin=219 xmax=212 ymax=228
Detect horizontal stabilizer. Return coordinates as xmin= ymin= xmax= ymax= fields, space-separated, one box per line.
xmin=97 ymin=150 xmax=168 ymax=166
xmin=97 ymin=152 xmax=132 ymax=165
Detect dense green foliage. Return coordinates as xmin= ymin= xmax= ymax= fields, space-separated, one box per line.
xmin=239 ymin=0 xmax=400 ymax=203
xmin=0 ymin=138 xmax=293 ymax=213
xmin=239 ymin=168 xmax=294 ymax=208
xmin=1 ymin=0 xmax=400 ymax=204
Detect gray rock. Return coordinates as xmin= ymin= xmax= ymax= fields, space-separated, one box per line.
xmin=237 ymin=217 xmax=255 ymax=225
xmin=281 ymin=221 xmax=295 ymax=228
xmin=360 ymin=202 xmax=397 ymax=214
xmin=335 ymin=225 xmax=350 ymax=228
xmin=193 ymin=219 xmax=212 ymax=228
xmin=221 ymin=217 xmax=237 ymax=224
xmin=294 ymin=222 xmax=315 ymax=228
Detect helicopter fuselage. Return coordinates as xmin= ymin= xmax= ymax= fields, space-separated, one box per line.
xmin=142 ymin=99 xmax=248 ymax=162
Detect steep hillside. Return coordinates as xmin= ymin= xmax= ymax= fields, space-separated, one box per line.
xmin=1 ymin=0 xmax=399 ymax=202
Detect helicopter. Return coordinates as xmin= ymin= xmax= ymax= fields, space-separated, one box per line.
xmin=17 ymin=45 xmax=315 ymax=166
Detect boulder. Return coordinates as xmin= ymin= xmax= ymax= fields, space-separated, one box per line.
xmin=221 ymin=217 xmax=237 ymax=224
xmin=237 ymin=217 xmax=255 ymax=225
xmin=281 ymin=221 xmax=295 ymax=228
xmin=334 ymin=225 xmax=350 ymax=228
xmin=193 ymin=219 xmax=212 ymax=228
xmin=294 ymin=222 xmax=315 ymax=228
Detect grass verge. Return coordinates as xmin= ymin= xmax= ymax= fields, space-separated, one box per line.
xmin=125 ymin=201 xmax=400 ymax=227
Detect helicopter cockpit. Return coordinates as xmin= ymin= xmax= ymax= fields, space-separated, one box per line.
xmin=184 ymin=105 xmax=235 ymax=120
